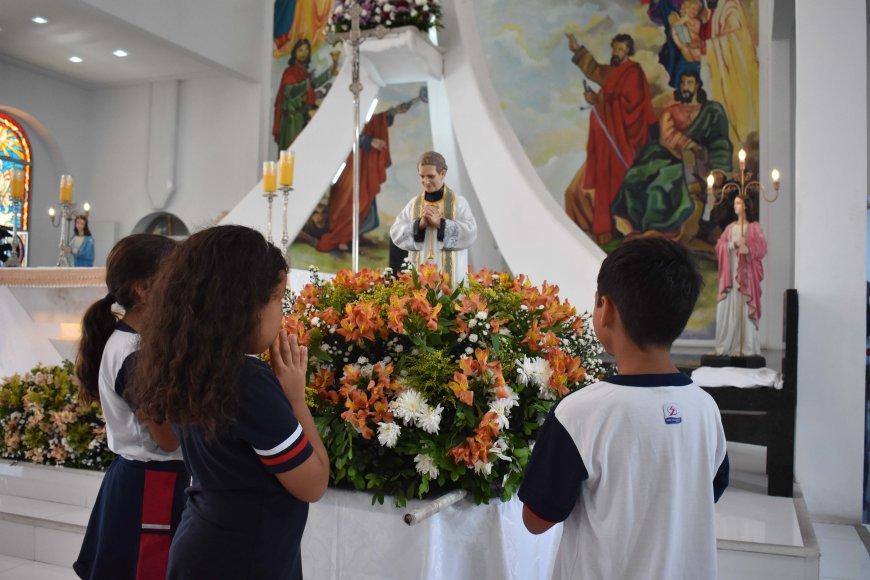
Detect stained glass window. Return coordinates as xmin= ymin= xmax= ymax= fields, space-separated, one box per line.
xmin=0 ymin=113 xmax=32 ymax=233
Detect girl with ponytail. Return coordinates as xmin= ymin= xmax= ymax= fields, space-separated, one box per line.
xmin=73 ymin=234 xmax=188 ymax=580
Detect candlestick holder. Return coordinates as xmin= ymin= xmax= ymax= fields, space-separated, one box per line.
xmin=263 ymin=191 xmax=278 ymax=245
xmin=48 ymin=201 xmax=76 ymax=267
xmin=5 ymin=199 xmax=21 ymax=267
xmin=279 ymin=185 xmax=293 ymax=248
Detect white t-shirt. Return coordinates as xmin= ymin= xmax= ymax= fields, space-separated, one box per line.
xmin=519 ymin=373 xmax=728 ymax=580
xmin=98 ymin=323 xmax=182 ymax=462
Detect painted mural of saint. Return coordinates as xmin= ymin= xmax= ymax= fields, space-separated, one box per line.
xmin=272 ymin=39 xmax=338 ymax=151
xmin=612 ymin=70 xmax=732 ymax=243
xmin=703 ymin=0 xmax=759 ymax=148
xmin=564 ymin=33 xmax=657 ymax=244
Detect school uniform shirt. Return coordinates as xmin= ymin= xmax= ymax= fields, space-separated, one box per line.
xmin=99 ymin=322 xmax=183 ymax=461
xmin=519 ymin=373 xmax=729 ymax=580
xmin=168 ymin=356 xmax=314 ymax=580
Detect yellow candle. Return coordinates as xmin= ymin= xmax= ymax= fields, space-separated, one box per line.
xmin=10 ymin=167 xmax=24 ymax=200
xmin=59 ymin=174 xmax=74 ymax=203
xmin=263 ymin=161 xmax=277 ymax=193
xmin=278 ymin=150 xmax=295 ymax=187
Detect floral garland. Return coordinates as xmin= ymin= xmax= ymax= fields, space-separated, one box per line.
xmin=284 ymin=264 xmax=606 ymax=504
xmin=330 ymin=0 xmax=443 ymax=34
xmin=0 ymin=361 xmax=113 ymax=470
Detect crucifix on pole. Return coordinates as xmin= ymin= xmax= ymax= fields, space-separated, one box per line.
xmin=326 ymin=2 xmax=388 ymax=273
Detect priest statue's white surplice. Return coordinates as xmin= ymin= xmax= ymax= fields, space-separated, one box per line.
xmin=390 ymin=151 xmax=477 ymax=289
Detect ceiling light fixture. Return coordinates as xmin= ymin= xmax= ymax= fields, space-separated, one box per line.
xmin=113 ymin=50 xmax=128 ymax=57
xmin=69 ymin=56 xmax=83 ymax=63
xmin=32 ymin=16 xmax=48 ymax=24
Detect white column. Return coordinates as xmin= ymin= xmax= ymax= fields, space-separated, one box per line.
xmin=793 ymin=0 xmax=867 ymax=521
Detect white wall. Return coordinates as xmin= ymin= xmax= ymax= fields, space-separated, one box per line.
xmin=81 ymin=0 xmax=269 ymax=82
xmin=1 ymin=60 xmax=262 ymax=265
xmin=793 ymin=0 xmax=867 ymax=522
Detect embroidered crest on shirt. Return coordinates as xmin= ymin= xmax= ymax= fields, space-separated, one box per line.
xmin=663 ymin=403 xmax=682 ymax=425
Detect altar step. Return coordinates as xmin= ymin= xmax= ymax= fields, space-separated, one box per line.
xmin=0 ymin=451 xmax=837 ymax=580
xmin=0 ymin=461 xmax=99 ymax=573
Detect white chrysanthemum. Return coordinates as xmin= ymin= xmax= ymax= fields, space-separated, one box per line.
xmin=473 ymin=460 xmax=493 ymax=476
xmin=537 ymin=383 xmax=557 ymax=401
xmin=414 ymin=453 xmax=439 ymax=478
xmin=476 ymin=311 xmax=488 ymax=320
xmin=469 ymin=333 xmax=479 ymax=343
xmin=377 ymin=422 xmax=401 ymax=448
xmin=488 ymin=403 xmax=510 ymax=431
xmin=390 ymin=389 xmax=427 ymax=423
xmin=517 ymin=356 xmax=552 ymax=389
xmin=490 ymin=437 xmax=510 ymax=461
xmin=417 ymin=404 xmax=443 ymax=434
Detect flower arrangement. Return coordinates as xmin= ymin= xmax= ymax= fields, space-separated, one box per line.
xmin=0 ymin=361 xmax=113 ymax=469
xmin=330 ymin=0 xmax=443 ymax=34
xmin=284 ymin=264 xmax=606 ymax=505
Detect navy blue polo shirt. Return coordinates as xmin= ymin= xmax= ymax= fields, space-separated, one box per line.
xmin=169 ymin=357 xmax=313 ymax=580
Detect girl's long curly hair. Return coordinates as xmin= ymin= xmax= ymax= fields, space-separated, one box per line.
xmin=74 ymin=234 xmax=177 ymax=404
xmin=131 ymin=225 xmax=287 ymax=438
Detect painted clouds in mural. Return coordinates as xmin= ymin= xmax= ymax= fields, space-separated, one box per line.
xmin=475 ymin=0 xmax=759 ymax=338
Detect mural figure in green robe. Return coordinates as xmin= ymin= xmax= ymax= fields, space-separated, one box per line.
xmin=612 ymin=70 xmax=732 ymax=244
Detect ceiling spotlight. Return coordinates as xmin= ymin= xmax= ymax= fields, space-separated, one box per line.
xmin=69 ymin=56 xmax=83 ymax=63
xmin=32 ymin=16 xmax=48 ymax=24
xmin=112 ymin=50 xmax=128 ymax=58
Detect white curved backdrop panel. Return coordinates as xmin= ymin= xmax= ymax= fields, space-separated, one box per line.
xmin=442 ymin=0 xmax=605 ymax=312
xmin=220 ymin=60 xmax=379 ymax=240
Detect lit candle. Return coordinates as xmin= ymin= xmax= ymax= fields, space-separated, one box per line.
xmin=59 ymin=174 xmax=74 ymax=203
xmin=770 ymin=168 xmax=781 ymax=191
xmin=738 ymin=149 xmax=746 ymax=171
xmin=706 ymin=173 xmax=715 ymax=195
xmin=263 ymin=161 xmax=277 ymax=193
xmin=278 ymin=150 xmax=295 ymax=187
xmin=10 ymin=167 xmax=24 ymax=200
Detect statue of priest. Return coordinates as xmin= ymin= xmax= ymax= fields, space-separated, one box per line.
xmin=390 ymin=151 xmax=477 ymax=289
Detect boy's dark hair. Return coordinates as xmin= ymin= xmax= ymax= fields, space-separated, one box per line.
xmin=597 ymin=238 xmax=702 ymax=349
xmin=132 ymin=225 xmax=287 ymax=438
xmin=75 ymin=234 xmax=177 ymax=404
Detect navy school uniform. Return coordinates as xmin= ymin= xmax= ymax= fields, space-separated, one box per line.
xmin=167 ymin=357 xmax=313 ymax=580
xmin=74 ymin=323 xmax=190 ymax=580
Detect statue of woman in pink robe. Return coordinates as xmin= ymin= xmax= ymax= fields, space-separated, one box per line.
xmin=714 ymin=195 xmax=767 ymax=356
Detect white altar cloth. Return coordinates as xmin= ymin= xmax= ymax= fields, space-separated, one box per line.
xmin=301 ymin=488 xmax=561 ymax=580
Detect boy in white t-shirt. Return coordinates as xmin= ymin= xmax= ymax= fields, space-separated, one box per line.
xmin=519 ymin=238 xmax=729 ymax=580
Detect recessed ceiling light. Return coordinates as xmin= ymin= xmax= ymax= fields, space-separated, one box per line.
xmin=69 ymin=56 xmax=83 ymax=63
xmin=32 ymin=16 xmax=48 ymax=24
xmin=113 ymin=50 xmax=128 ymax=57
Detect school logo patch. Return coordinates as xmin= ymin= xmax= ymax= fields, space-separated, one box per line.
xmin=663 ymin=403 xmax=682 ymax=425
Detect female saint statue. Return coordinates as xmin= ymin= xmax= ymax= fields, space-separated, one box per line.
xmin=714 ymin=194 xmax=766 ymax=356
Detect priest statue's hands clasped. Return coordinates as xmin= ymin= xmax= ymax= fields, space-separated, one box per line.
xmin=390 ymin=151 xmax=477 ymax=289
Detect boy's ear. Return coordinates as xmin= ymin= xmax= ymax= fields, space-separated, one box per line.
xmin=599 ymin=295 xmax=615 ymax=327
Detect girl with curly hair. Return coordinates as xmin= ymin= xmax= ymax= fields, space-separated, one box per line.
xmin=73 ymin=234 xmax=187 ymax=580
xmin=131 ymin=225 xmax=328 ymax=580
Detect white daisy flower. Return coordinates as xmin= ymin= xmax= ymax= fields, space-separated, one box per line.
xmin=414 ymin=453 xmax=439 ymax=478
xmin=377 ymin=422 xmax=401 ymax=448
xmin=473 ymin=460 xmax=493 ymax=476
xmin=417 ymin=404 xmax=443 ymax=434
